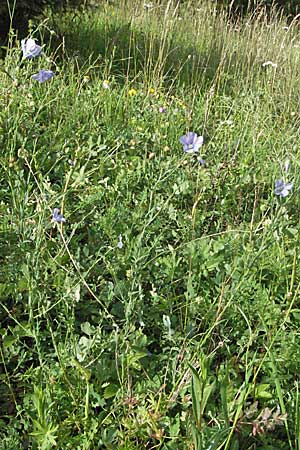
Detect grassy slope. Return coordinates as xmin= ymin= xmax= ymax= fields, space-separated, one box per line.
xmin=1 ymin=1 xmax=300 ymax=448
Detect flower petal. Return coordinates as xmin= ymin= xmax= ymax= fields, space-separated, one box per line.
xmin=285 ymin=182 xmax=293 ymax=190
xmin=180 ymin=135 xmax=188 ymax=145
xmin=32 ymin=69 xmax=54 ymax=83
xmin=280 ymin=189 xmax=289 ymax=197
xmin=197 ymin=158 xmax=206 ymax=167
xmin=22 ymin=38 xmax=42 ymax=59
xmin=186 ymin=132 xmax=196 ymax=144
xmin=193 ymin=136 xmax=204 ymax=152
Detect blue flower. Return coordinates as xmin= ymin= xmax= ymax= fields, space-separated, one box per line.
xmin=52 ymin=208 xmax=66 ymax=223
xmin=32 ymin=69 xmax=55 ymax=83
xmin=197 ymin=157 xmax=206 ymax=167
xmin=21 ymin=38 xmax=42 ymax=59
xmin=180 ymin=132 xmax=203 ymax=153
xmin=274 ymin=179 xmax=293 ymax=198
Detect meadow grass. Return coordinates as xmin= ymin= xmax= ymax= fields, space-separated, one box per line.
xmin=1 ymin=0 xmax=300 ymax=448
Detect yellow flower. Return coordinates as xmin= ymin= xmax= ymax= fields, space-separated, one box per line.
xmin=126 ymin=269 xmax=132 ymax=278
xmin=148 ymin=87 xmax=155 ymax=94
xmin=128 ymin=88 xmax=137 ymax=96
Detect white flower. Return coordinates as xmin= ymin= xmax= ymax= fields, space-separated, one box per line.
xmin=21 ymin=38 xmax=42 ymax=59
xmin=262 ymin=61 xmax=278 ymax=69
xmin=117 ymin=234 xmax=123 ymax=249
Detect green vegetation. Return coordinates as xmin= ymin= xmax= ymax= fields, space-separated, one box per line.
xmin=218 ymin=0 xmax=300 ymax=16
xmin=0 ymin=0 xmax=85 ymax=43
xmin=1 ymin=1 xmax=300 ymax=448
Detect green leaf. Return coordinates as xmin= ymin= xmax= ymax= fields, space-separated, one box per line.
xmin=254 ymin=383 xmax=273 ymax=399
xmin=103 ymin=383 xmax=119 ymax=399
xmin=81 ymin=321 xmax=96 ymax=336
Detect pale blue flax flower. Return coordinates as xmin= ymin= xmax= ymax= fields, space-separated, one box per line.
xmin=274 ymin=179 xmax=293 ymax=198
xmin=32 ymin=69 xmax=54 ymax=83
xmin=21 ymin=38 xmax=42 ymax=59
xmin=197 ymin=157 xmax=206 ymax=167
xmin=180 ymin=132 xmax=203 ymax=153
xmin=52 ymin=208 xmax=66 ymax=223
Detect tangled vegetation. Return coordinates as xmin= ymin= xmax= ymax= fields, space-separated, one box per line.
xmin=1 ymin=1 xmax=300 ymax=448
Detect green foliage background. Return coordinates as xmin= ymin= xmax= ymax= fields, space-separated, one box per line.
xmin=1 ymin=0 xmax=300 ymax=448
xmin=217 ymin=0 xmax=300 ymax=15
xmin=0 ymin=0 xmax=86 ymax=40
